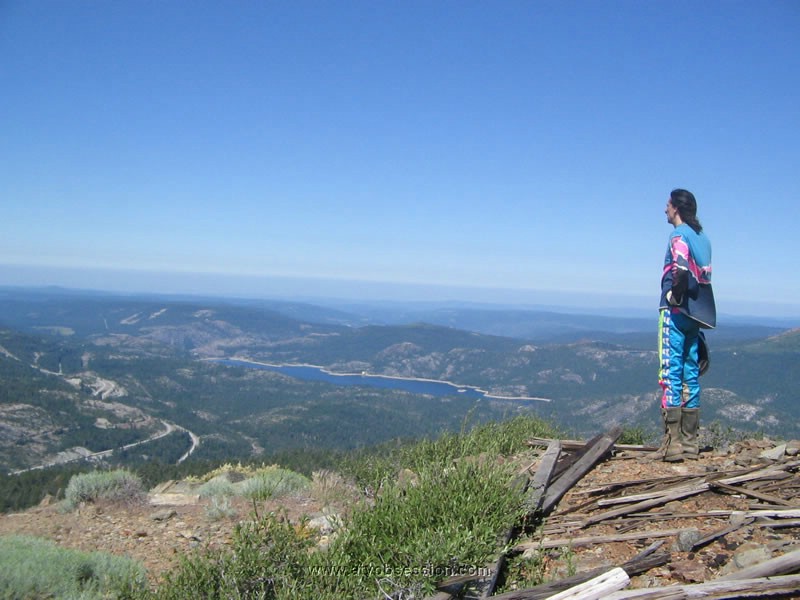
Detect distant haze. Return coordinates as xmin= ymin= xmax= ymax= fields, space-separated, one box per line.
xmin=1 ymin=263 xmax=798 ymax=322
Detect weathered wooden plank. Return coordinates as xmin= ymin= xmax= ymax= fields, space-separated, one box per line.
xmin=490 ymin=544 xmax=669 ymax=600
xmin=716 ymin=547 xmax=800 ymax=581
xmin=550 ymin=432 xmax=606 ymax=482
xmin=474 ymin=471 xmax=533 ymax=598
xmin=516 ymin=528 xmax=686 ymax=552
xmin=582 ymin=465 xmax=799 ymax=528
xmin=604 ymin=592 xmax=686 ymax=600
xmin=718 ymin=461 xmax=800 ymax=485
xmin=577 ymin=473 xmax=707 ymax=498
xmin=526 ymin=436 xmax=589 ymax=451
xmin=752 ymin=474 xmax=797 ymax=492
xmin=539 ymin=427 xmax=622 ymax=516
xmin=609 ymin=464 xmax=797 ymax=509
xmin=689 ymin=518 xmax=755 ymax=551
xmin=596 ymin=479 xmax=706 ymax=506
xmin=581 ymin=485 xmax=707 ymax=527
xmin=524 ymin=439 xmax=561 ymax=515
xmin=455 ymin=537 xmax=800 ymax=600
xmin=478 ymin=525 xmax=519 ymax=599
xmin=526 ymin=437 xmax=659 ymax=453
xmin=628 ymin=539 xmax=665 ymax=561
xmin=753 ymin=518 xmax=800 ymax=528
xmin=739 ymin=508 xmax=800 ymax=519
xmin=709 ymin=480 xmax=798 ymax=507
xmin=544 ymin=566 xmax=629 ymax=600
xmin=605 ymin=574 xmax=800 ymax=599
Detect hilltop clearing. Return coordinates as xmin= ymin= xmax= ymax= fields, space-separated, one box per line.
xmin=1 ymin=430 xmax=799 ymax=598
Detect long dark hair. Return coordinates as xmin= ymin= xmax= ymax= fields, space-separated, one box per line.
xmin=670 ymin=189 xmax=703 ymax=233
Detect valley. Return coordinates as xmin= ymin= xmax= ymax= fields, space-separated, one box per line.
xmin=1 ymin=286 xmax=798 ymax=480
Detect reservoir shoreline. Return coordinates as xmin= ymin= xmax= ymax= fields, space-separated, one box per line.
xmin=210 ymin=357 xmax=551 ymax=403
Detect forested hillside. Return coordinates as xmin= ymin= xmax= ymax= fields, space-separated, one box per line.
xmin=1 ymin=288 xmax=798 ymax=493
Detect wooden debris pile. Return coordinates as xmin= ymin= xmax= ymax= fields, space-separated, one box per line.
xmin=428 ymin=428 xmax=800 ymax=599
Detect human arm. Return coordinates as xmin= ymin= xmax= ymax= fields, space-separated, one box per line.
xmin=664 ymin=234 xmax=690 ymax=306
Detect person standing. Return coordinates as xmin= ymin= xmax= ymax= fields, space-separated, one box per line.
xmin=658 ymin=189 xmax=716 ymax=461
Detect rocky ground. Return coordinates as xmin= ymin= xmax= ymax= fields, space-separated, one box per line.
xmin=0 ymin=480 xmax=327 ymax=582
xmin=1 ymin=437 xmax=799 ymax=597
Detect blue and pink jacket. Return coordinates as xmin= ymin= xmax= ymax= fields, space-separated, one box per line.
xmin=659 ymin=224 xmax=716 ymax=329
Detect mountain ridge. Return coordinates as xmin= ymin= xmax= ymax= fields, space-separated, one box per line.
xmin=1 ymin=288 xmax=798 ymax=478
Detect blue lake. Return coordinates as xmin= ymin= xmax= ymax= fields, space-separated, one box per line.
xmin=215 ymin=359 xmax=549 ymax=404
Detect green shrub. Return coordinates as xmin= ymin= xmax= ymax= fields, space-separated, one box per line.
xmin=147 ymin=416 xmax=555 ymax=599
xmin=154 ymin=511 xmax=314 ymax=600
xmin=619 ymin=425 xmax=648 ymax=445
xmin=310 ymin=469 xmax=359 ymax=509
xmin=345 ymin=414 xmax=557 ymax=492
xmin=152 ymin=460 xmax=524 ymax=600
xmin=314 ymin=457 xmax=525 ymax=599
xmin=204 ymin=495 xmax=238 ymax=520
xmin=197 ymin=476 xmax=237 ymax=499
xmin=702 ymin=420 xmax=761 ymax=449
xmin=236 ymin=467 xmax=311 ymax=501
xmin=63 ymin=469 xmax=146 ymax=511
xmin=0 ymin=534 xmax=148 ymax=599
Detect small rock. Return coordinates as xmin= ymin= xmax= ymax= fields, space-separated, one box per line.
xmin=308 ymin=514 xmax=340 ymax=535
xmin=760 ymin=444 xmax=786 ymax=461
xmin=149 ymin=493 xmax=200 ymax=506
xmin=733 ymin=450 xmax=762 ymax=466
xmin=150 ymin=509 xmax=177 ymax=522
xmin=179 ymin=530 xmax=202 ymax=542
xmin=670 ymin=558 xmax=708 ymax=583
xmin=719 ymin=542 xmax=773 ymax=576
xmin=785 ymin=440 xmax=800 ymax=456
xmin=397 ymin=468 xmax=419 ymax=490
xmin=733 ymin=542 xmax=772 ymax=569
xmin=709 ymin=553 xmax=729 ymax=569
xmin=674 ymin=528 xmax=702 ymax=552
xmin=316 ymin=534 xmax=331 ymax=551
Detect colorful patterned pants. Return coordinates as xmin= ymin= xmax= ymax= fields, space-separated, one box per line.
xmin=659 ymin=308 xmax=701 ymax=408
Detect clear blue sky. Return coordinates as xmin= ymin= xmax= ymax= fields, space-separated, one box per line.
xmin=2 ymin=1 xmax=798 ymax=316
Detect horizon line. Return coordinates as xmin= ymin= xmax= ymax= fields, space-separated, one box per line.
xmin=1 ymin=262 xmax=799 ymax=320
